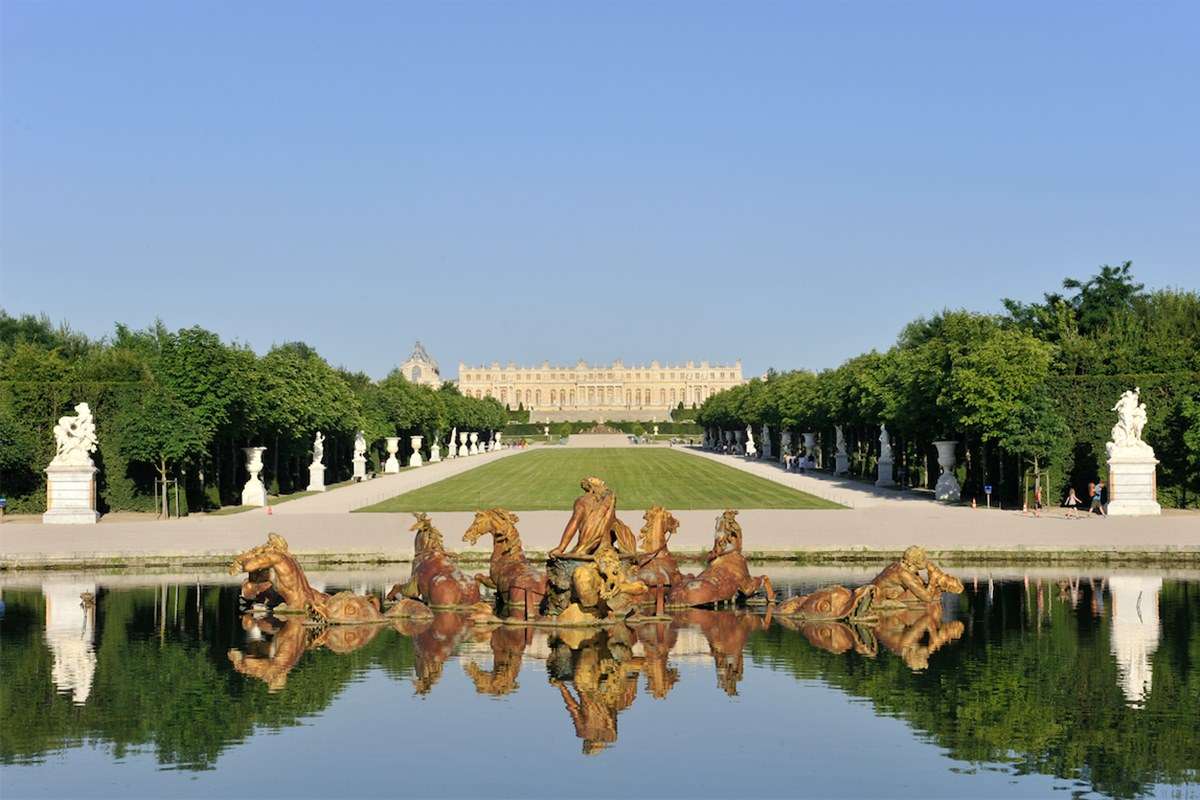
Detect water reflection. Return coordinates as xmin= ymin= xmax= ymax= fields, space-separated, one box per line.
xmin=1108 ymin=576 xmax=1162 ymax=706
xmin=42 ymin=581 xmax=97 ymax=704
xmin=1 ymin=567 xmax=1197 ymax=799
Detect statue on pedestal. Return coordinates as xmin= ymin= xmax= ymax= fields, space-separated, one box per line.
xmin=550 ymin=477 xmax=636 ymax=557
xmin=307 ymin=431 xmax=326 ymax=492
xmin=834 ymin=425 xmax=849 ymax=475
xmin=44 ymin=403 xmax=101 ymax=524
xmin=1104 ymin=387 xmax=1161 ymax=515
xmin=448 ymin=427 xmax=458 ymax=458
xmin=352 ymin=431 xmax=367 ymax=481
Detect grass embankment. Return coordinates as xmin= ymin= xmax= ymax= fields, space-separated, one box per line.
xmin=356 ymin=448 xmax=841 ymax=512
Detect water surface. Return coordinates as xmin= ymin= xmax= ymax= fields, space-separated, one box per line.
xmin=1 ymin=565 xmax=1196 ymax=799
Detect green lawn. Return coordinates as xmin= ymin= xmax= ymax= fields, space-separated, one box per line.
xmin=356 ymin=448 xmax=842 ymax=512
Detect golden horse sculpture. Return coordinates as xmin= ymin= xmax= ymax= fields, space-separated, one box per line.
xmin=776 ymin=546 xmax=964 ymax=620
xmin=387 ymin=513 xmax=482 ymax=608
xmin=462 ymin=509 xmax=549 ymax=621
xmin=230 ymin=533 xmax=407 ymax=624
xmin=666 ymin=510 xmax=775 ymax=608
xmin=632 ymin=506 xmax=684 ymax=615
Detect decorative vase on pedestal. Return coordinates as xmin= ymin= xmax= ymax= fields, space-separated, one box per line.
xmin=469 ymin=432 xmax=479 ymax=455
xmin=460 ymin=431 xmax=470 ymax=455
xmin=384 ymin=437 xmax=401 ymax=473
xmin=803 ymin=432 xmax=817 ymax=467
xmin=933 ymin=440 xmax=961 ymax=502
xmin=241 ymin=446 xmax=268 ymax=507
xmin=409 ymin=435 xmax=423 ymax=468
xmin=493 ymin=432 xmax=503 ymax=450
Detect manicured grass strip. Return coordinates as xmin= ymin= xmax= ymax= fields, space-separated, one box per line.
xmin=355 ymin=448 xmax=842 ymax=511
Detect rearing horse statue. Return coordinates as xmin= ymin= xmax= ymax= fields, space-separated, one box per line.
xmin=667 ymin=510 xmax=774 ymax=608
xmin=633 ymin=506 xmax=684 ymax=615
xmin=387 ymin=513 xmax=482 ymax=608
xmin=462 ymin=509 xmax=548 ymax=621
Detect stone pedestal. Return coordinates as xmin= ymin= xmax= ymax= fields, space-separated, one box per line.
xmin=469 ymin=432 xmax=479 ymax=455
xmin=352 ymin=455 xmax=367 ymax=482
xmin=933 ymin=440 xmax=960 ymax=502
xmin=384 ymin=437 xmax=401 ymax=473
xmin=1106 ymin=451 xmax=1161 ymax=516
xmin=460 ymin=431 xmax=470 ymax=454
xmin=760 ymin=424 xmax=772 ymax=460
xmin=780 ymin=430 xmax=792 ymax=461
xmin=494 ymin=432 xmax=503 ymax=450
xmin=875 ymin=459 xmax=895 ymax=488
xmin=307 ymin=462 xmax=326 ymax=492
xmin=430 ymin=441 xmax=441 ymax=463
xmin=241 ymin=447 xmax=268 ymax=507
xmin=409 ymin=436 xmax=423 ymax=468
xmin=42 ymin=465 xmax=99 ymax=524
xmin=834 ymin=425 xmax=849 ymax=474
xmin=802 ymin=432 xmax=817 ymax=467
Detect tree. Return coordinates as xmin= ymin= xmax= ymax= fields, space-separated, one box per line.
xmin=120 ymin=382 xmax=206 ymax=517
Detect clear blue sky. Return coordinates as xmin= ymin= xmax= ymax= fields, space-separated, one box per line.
xmin=3 ymin=2 xmax=1197 ymax=379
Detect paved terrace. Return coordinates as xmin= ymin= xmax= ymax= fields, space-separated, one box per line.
xmin=1 ymin=444 xmax=1196 ymax=569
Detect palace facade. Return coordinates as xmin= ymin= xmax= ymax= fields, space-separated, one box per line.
xmin=455 ymin=359 xmax=745 ymax=420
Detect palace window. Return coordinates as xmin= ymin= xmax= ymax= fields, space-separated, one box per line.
xmin=659 ymin=389 xmax=666 ymax=405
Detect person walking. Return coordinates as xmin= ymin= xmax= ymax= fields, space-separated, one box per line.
xmin=1063 ymin=486 xmax=1081 ymax=518
xmin=1089 ymin=480 xmax=1107 ymax=516
xmin=1033 ymin=481 xmax=1043 ymax=517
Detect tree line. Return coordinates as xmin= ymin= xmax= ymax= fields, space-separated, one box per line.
xmin=696 ymin=263 xmax=1200 ymax=507
xmin=0 ymin=317 xmax=507 ymax=514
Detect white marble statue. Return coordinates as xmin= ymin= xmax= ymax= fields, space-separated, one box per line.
xmin=1105 ymin=387 xmax=1161 ymax=515
xmin=448 ymin=427 xmax=458 ymax=458
xmin=352 ymin=431 xmax=367 ymax=482
xmin=760 ymin=423 xmax=772 ymax=459
xmin=1107 ymin=388 xmax=1152 ymax=456
xmin=43 ymin=402 xmax=101 ymax=524
xmin=51 ymin=403 xmax=98 ymax=468
xmin=875 ymin=424 xmax=895 ymax=488
xmin=307 ymin=431 xmax=327 ymax=492
xmin=744 ymin=424 xmax=757 ymax=457
xmin=834 ymin=425 xmax=849 ymax=475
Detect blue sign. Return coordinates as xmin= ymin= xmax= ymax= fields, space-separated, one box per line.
xmin=983 ymin=485 xmax=993 ymax=495
xmin=0 ymin=497 xmax=6 ymax=508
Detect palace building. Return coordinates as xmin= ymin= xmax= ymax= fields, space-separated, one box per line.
xmin=398 ymin=341 xmax=441 ymax=387
xmin=455 ymin=359 xmax=745 ymax=421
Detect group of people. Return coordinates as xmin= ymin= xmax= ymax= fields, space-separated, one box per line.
xmin=1061 ymin=480 xmax=1108 ymax=517
xmin=782 ymin=452 xmax=817 ymax=472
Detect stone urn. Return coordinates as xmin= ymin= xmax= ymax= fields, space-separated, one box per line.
xmin=933 ymin=440 xmax=961 ymax=502
xmin=384 ymin=437 xmax=401 ymax=473
xmin=803 ymin=432 xmax=817 ymax=466
xmin=459 ymin=430 xmax=470 ymax=454
xmin=469 ymin=432 xmax=479 ymax=455
xmin=494 ymin=432 xmax=503 ymax=450
xmin=409 ymin=435 xmax=424 ymax=467
xmin=241 ymin=446 xmax=268 ymax=507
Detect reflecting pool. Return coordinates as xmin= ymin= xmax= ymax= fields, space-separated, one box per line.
xmin=1 ymin=565 xmax=1197 ymax=799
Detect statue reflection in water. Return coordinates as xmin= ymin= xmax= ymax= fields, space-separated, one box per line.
xmin=464 ymin=626 xmax=533 ymax=697
xmin=394 ymin=611 xmax=472 ymax=695
xmin=228 ymin=615 xmax=311 ymax=693
xmin=679 ymin=609 xmax=772 ymax=696
xmin=548 ymin=626 xmax=643 ymax=756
